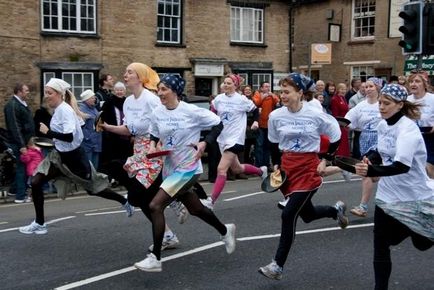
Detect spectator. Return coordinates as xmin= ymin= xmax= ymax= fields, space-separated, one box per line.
xmin=316 ymin=80 xmax=330 ymax=112
xmin=79 ymin=89 xmax=102 ymax=170
xmin=4 ymin=83 xmax=35 ymax=203
xmin=252 ymin=81 xmax=280 ymax=169
xmin=206 ymin=94 xmax=221 ymax=183
xmin=95 ymin=74 xmax=115 ymax=110
xmin=349 ymin=82 xmax=366 ymax=109
xmin=389 ymin=75 xmax=399 ymax=84
xmin=20 ymin=137 xmax=44 ymax=202
xmin=331 ymin=83 xmax=351 ymax=157
xmin=398 ymin=75 xmax=407 ymax=87
xmin=99 ymin=81 xmax=132 ymax=173
xmin=241 ymin=85 xmax=257 ymax=166
xmin=33 ymin=97 xmax=53 ymax=138
xmin=345 ymin=78 xmax=361 ymax=103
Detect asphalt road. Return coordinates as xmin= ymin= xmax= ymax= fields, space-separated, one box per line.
xmin=1 ymin=175 xmax=433 ymax=290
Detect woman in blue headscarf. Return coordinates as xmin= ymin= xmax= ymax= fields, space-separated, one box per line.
xmin=133 ymin=74 xmax=236 ymax=273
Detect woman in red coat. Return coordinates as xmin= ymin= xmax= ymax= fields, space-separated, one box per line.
xmin=331 ymin=83 xmax=351 ymax=156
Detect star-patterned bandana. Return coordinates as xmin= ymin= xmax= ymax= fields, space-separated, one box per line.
xmin=160 ymin=74 xmax=186 ymax=97
xmin=380 ymin=84 xmax=408 ymax=101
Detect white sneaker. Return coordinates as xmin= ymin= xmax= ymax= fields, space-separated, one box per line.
xmin=258 ymin=260 xmax=283 ymax=280
xmin=19 ymin=221 xmax=47 ymax=235
xmin=260 ymin=166 xmax=268 ymax=180
xmin=14 ymin=197 xmax=31 ymax=204
xmin=222 ymin=224 xmax=236 ymax=254
xmin=123 ymin=201 xmax=135 ymax=217
xmin=200 ymin=197 xmax=214 ymax=210
xmin=134 ymin=253 xmax=162 ymax=272
xmin=148 ymin=234 xmax=180 ymax=251
xmin=169 ymin=200 xmax=189 ymax=224
xmin=342 ymin=170 xmax=352 ymax=182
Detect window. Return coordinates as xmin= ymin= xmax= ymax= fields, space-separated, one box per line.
xmin=352 ymin=0 xmax=376 ymax=39
xmin=251 ymin=73 xmax=271 ymax=91
xmin=42 ymin=0 xmax=96 ymax=34
xmin=43 ymin=72 xmax=56 ymax=85
xmin=230 ymin=6 xmax=263 ymax=43
xmin=157 ymin=0 xmax=181 ymax=43
xmin=62 ymin=72 xmax=94 ymax=97
xmin=351 ymin=65 xmax=375 ymax=82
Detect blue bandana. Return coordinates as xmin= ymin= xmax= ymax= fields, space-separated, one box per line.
xmin=288 ymin=73 xmax=315 ymax=92
xmin=367 ymin=77 xmax=384 ymax=89
xmin=380 ymin=84 xmax=408 ymax=101
xmin=160 ymin=74 xmax=186 ymax=97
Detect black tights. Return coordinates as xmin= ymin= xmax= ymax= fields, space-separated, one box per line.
xmin=373 ymin=206 xmax=433 ymax=290
xmin=149 ymin=176 xmax=227 ymax=260
xmin=275 ymin=190 xmax=337 ymax=267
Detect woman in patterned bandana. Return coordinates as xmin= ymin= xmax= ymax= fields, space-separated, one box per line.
xmin=133 ymin=74 xmax=236 ymax=273
xmin=355 ymin=83 xmax=434 ymax=290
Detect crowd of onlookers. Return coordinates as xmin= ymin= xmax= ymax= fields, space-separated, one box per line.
xmin=2 ymin=72 xmax=429 ymax=203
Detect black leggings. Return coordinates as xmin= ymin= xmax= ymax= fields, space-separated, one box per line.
xmin=31 ymin=148 xmax=127 ymax=225
xmin=148 ymin=174 xmax=227 ymax=260
xmin=373 ymin=206 xmax=433 ymax=290
xmin=275 ymin=190 xmax=337 ymax=267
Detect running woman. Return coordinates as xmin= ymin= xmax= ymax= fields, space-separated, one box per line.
xmin=345 ymin=77 xmax=383 ymax=217
xmin=355 ymin=84 xmax=434 ymax=290
xmin=134 ymin=74 xmax=236 ymax=272
xmin=258 ymin=73 xmax=349 ymax=280
xmin=202 ymin=74 xmax=267 ymax=209
xmin=19 ymin=78 xmax=134 ymax=234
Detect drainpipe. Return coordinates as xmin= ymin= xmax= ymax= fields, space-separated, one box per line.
xmin=288 ymin=2 xmax=293 ymax=73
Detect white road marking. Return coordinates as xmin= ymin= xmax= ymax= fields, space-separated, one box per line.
xmin=0 ymin=216 xmax=76 ymax=233
xmin=54 ymin=223 xmax=374 ymax=290
xmin=84 ymin=209 xmax=138 ymax=216
xmin=224 ymin=191 xmax=264 ymax=201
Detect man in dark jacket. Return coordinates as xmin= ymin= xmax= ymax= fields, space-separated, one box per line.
xmin=4 ymin=83 xmax=35 ymax=203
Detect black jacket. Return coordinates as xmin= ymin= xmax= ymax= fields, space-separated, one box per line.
xmin=4 ymin=97 xmax=35 ymax=147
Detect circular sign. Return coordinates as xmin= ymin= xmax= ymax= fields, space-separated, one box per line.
xmin=314 ymin=44 xmax=329 ymax=54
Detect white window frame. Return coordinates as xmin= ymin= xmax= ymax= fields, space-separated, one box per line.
xmin=252 ymin=73 xmax=271 ymax=91
xmin=157 ymin=0 xmax=181 ymax=44
xmin=41 ymin=0 xmax=96 ymax=34
xmin=230 ymin=6 xmax=264 ymax=44
xmin=43 ymin=72 xmax=56 ymax=85
xmin=62 ymin=72 xmax=94 ymax=97
xmin=351 ymin=65 xmax=375 ymax=81
xmin=351 ymin=0 xmax=376 ymax=40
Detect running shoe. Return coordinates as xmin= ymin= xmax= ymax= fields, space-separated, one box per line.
xmin=277 ymin=197 xmax=290 ymax=210
xmin=123 ymin=201 xmax=135 ymax=217
xmin=350 ymin=205 xmax=368 ymax=217
xmin=342 ymin=170 xmax=352 ymax=182
xmin=200 ymin=197 xmax=214 ymax=210
xmin=222 ymin=224 xmax=236 ymax=254
xmin=169 ymin=200 xmax=189 ymax=224
xmin=258 ymin=260 xmax=283 ymax=280
xmin=334 ymin=200 xmax=349 ymax=229
xmin=134 ymin=253 xmax=162 ymax=272
xmin=19 ymin=221 xmax=47 ymax=235
xmin=148 ymin=234 xmax=180 ymax=251
xmin=260 ymin=166 xmax=268 ymax=180
xmin=14 ymin=197 xmax=31 ymax=204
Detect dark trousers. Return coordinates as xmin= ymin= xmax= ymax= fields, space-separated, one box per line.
xmin=275 ymin=190 xmax=337 ymax=267
xmin=352 ymin=130 xmax=361 ymax=159
xmin=255 ymin=128 xmax=271 ymax=167
xmin=207 ymin=140 xmax=221 ymax=182
xmin=373 ymin=206 xmax=433 ymax=290
xmin=10 ymin=143 xmax=26 ymax=199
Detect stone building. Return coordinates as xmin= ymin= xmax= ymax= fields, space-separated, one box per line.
xmin=290 ymin=0 xmax=409 ymax=84
xmin=0 ymin=0 xmax=291 ymax=126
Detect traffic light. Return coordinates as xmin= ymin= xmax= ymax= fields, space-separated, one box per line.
xmin=398 ymin=1 xmax=423 ymax=55
xmin=423 ymin=3 xmax=434 ymax=55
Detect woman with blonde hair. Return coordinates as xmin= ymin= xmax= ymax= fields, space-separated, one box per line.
xmin=19 ymin=78 xmax=133 ymax=235
xmin=407 ymin=70 xmax=434 ymax=178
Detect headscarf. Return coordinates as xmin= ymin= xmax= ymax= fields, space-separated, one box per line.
xmin=288 ymin=73 xmax=315 ymax=92
xmin=227 ymin=74 xmax=243 ymax=88
xmin=380 ymin=84 xmax=408 ymax=101
xmin=46 ymin=78 xmax=71 ymax=95
xmin=367 ymin=77 xmax=384 ymax=89
xmin=128 ymin=63 xmax=160 ymax=91
xmin=159 ymin=74 xmax=186 ymax=97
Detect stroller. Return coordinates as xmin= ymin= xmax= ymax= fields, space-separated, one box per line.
xmin=0 ymin=128 xmax=16 ymax=198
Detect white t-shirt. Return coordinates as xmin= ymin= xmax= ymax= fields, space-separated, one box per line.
xmin=149 ymin=101 xmax=221 ymax=177
xmin=268 ymin=104 xmax=341 ymax=152
xmin=50 ymin=101 xmax=83 ymax=152
xmin=407 ymin=92 xmax=434 ymax=127
xmin=212 ymin=92 xmax=256 ymax=149
xmin=345 ymin=100 xmax=381 ymax=131
xmin=123 ymin=89 xmax=161 ymax=137
xmin=376 ymin=116 xmax=433 ymax=203
xmin=304 ymin=99 xmax=323 ymax=112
